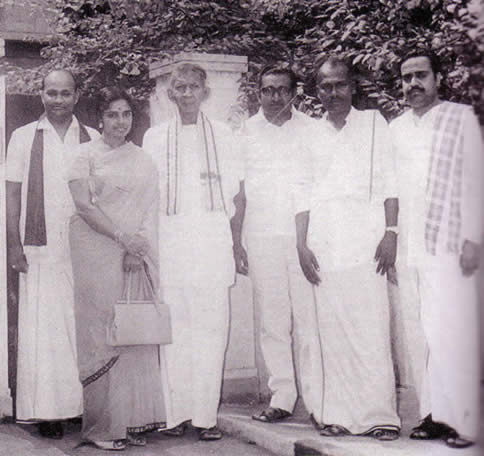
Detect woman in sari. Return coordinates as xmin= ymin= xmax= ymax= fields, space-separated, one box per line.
xmin=68 ymin=87 xmax=165 ymax=450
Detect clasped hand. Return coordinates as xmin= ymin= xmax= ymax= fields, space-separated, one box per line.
xmin=119 ymin=233 xmax=149 ymax=257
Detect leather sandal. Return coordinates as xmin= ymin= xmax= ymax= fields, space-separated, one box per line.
xmin=319 ymin=424 xmax=350 ymax=437
xmin=198 ymin=426 xmax=223 ymax=441
xmin=445 ymin=435 xmax=474 ymax=449
xmin=38 ymin=422 xmax=64 ymax=439
xmin=160 ymin=422 xmax=186 ymax=437
xmin=252 ymin=407 xmax=292 ymax=423
xmin=410 ymin=415 xmax=472 ymax=447
xmin=91 ymin=439 xmax=127 ymax=451
xmin=410 ymin=415 xmax=453 ymax=440
xmin=126 ymin=433 xmax=147 ymax=446
xmin=366 ymin=428 xmax=400 ymax=441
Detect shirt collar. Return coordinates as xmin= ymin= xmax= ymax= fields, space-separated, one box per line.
xmin=37 ymin=114 xmax=79 ymax=132
xmin=410 ymin=101 xmax=441 ymax=126
xmin=253 ymin=106 xmax=305 ymax=127
xmin=322 ymin=106 xmax=356 ymax=130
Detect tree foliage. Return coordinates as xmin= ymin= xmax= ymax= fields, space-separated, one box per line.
xmin=4 ymin=0 xmax=484 ymax=120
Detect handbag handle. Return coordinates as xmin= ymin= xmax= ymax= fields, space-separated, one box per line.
xmin=122 ymin=267 xmax=164 ymax=316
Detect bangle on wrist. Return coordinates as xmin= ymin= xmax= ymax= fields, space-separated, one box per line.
xmin=114 ymin=230 xmax=125 ymax=244
xmin=386 ymin=226 xmax=399 ymax=235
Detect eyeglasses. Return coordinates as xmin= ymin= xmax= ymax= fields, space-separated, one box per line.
xmin=260 ymin=86 xmax=293 ymax=97
xmin=317 ymin=81 xmax=350 ymax=94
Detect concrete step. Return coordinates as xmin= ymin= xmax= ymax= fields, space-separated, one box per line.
xmin=218 ymin=386 xmax=483 ymax=456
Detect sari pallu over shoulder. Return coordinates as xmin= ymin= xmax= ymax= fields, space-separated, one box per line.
xmin=69 ymin=140 xmax=160 ymax=385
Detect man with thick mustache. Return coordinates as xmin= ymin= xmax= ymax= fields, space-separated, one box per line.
xmin=390 ymin=49 xmax=483 ymax=449
xmin=6 ymin=69 xmax=99 ymax=438
xmin=231 ymin=64 xmax=322 ymax=424
xmin=295 ymin=56 xmax=400 ymax=439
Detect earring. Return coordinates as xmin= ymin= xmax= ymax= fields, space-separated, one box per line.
xmin=98 ymin=121 xmax=103 ymax=130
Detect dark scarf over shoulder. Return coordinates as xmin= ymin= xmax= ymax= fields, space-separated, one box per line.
xmin=24 ymin=116 xmax=91 ymax=246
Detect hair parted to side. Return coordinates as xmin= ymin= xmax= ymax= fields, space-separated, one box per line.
xmin=41 ymin=69 xmax=79 ymax=91
xmin=312 ymin=54 xmax=354 ymax=82
xmin=169 ymin=62 xmax=208 ymax=87
xmin=399 ymin=48 xmax=442 ymax=75
xmin=258 ymin=64 xmax=298 ymax=90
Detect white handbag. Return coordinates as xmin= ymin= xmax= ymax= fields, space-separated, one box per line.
xmin=107 ymin=268 xmax=172 ymax=346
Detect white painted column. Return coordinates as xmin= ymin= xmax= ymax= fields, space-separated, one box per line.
xmin=0 ymin=37 xmax=13 ymax=418
xmin=149 ymin=53 xmax=258 ymax=401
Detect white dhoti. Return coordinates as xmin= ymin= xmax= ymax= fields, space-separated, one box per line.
xmin=390 ymin=102 xmax=483 ymax=441
xmin=144 ymin=117 xmax=242 ymax=431
xmin=416 ymin=256 xmax=481 ymax=441
xmin=312 ymin=265 xmax=400 ymax=434
xmin=247 ymin=234 xmax=322 ymax=416
xmin=5 ymin=117 xmax=97 ymax=422
xmin=299 ymin=109 xmax=402 ymax=433
xmin=16 ymin=260 xmax=82 ymax=421
xmin=160 ymin=287 xmax=229 ymax=429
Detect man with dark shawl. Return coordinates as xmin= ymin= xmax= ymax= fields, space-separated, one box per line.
xmin=6 ymin=70 xmax=99 ymax=438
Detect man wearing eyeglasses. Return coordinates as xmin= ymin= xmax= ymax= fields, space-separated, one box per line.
xmin=231 ymin=64 xmax=322 ymax=424
xmin=295 ymin=56 xmax=401 ymax=439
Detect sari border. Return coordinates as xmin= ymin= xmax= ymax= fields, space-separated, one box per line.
xmin=127 ymin=421 xmax=166 ymax=433
xmin=81 ymin=355 xmax=120 ymax=387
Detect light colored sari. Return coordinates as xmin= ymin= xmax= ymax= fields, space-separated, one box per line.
xmin=68 ymin=138 xmax=165 ymax=441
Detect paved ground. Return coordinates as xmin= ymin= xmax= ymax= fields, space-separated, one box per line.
xmin=0 ymin=420 xmax=276 ymax=456
xmin=0 ymin=386 xmax=482 ymax=456
xmin=218 ymin=386 xmax=484 ymax=456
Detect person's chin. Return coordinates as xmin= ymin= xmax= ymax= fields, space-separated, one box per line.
xmin=48 ymin=109 xmax=71 ymax=120
xmin=266 ymin=106 xmax=285 ymax=117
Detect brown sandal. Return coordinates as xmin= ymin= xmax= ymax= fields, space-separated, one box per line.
xmin=91 ymin=439 xmax=127 ymax=451
xmin=319 ymin=424 xmax=350 ymax=437
xmin=445 ymin=435 xmax=474 ymax=449
xmin=160 ymin=422 xmax=186 ymax=437
xmin=366 ymin=428 xmax=400 ymax=441
xmin=198 ymin=426 xmax=223 ymax=441
xmin=126 ymin=433 xmax=146 ymax=446
xmin=252 ymin=407 xmax=291 ymax=423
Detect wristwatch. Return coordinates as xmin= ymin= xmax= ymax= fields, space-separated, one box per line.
xmin=386 ymin=226 xmax=399 ymax=235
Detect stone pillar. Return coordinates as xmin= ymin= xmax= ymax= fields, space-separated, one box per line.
xmin=149 ymin=53 xmax=258 ymax=402
xmin=0 ymin=37 xmax=13 ymax=418
xmin=149 ymin=53 xmax=248 ymax=124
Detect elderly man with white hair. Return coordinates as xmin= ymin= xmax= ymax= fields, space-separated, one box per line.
xmin=143 ymin=63 xmax=242 ymax=441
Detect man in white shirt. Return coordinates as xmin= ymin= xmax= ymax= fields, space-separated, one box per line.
xmin=6 ymin=69 xmax=99 ymax=438
xmin=231 ymin=64 xmax=323 ymax=423
xmin=296 ymin=56 xmax=401 ymax=439
xmin=143 ymin=63 xmax=242 ymax=441
xmin=390 ymin=49 xmax=482 ymax=449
